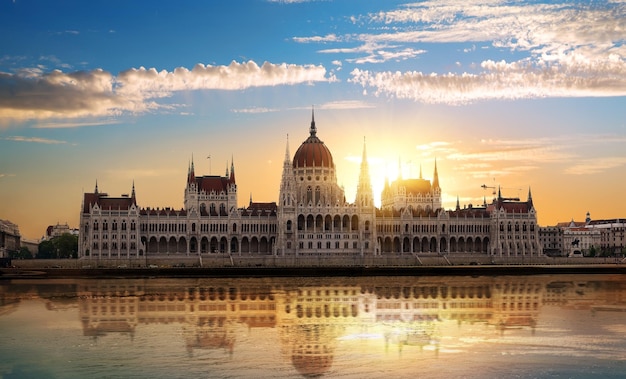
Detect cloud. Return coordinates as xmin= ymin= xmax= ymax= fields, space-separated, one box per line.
xmin=34 ymin=120 xmax=122 ymax=129
xmin=349 ymin=53 xmax=626 ymax=104
xmin=565 ymin=156 xmax=626 ymax=175
xmin=303 ymin=1 xmax=626 ymax=103
xmin=0 ymin=69 xmax=122 ymax=120
xmin=231 ymin=107 xmax=279 ymax=114
xmin=3 ymin=136 xmax=70 ymax=144
xmin=293 ymin=34 xmax=340 ymax=43
xmin=317 ymin=100 xmax=375 ymax=110
xmin=0 ymin=60 xmax=332 ymax=124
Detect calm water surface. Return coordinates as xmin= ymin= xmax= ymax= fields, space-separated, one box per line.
xmin=1 ymin=274 xmax=625 ymax=378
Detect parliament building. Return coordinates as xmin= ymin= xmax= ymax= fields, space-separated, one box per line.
xmin=79 ymin=111 xmax=542 ymax=261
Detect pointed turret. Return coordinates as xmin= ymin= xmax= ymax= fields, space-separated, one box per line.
xmin=131 ymin=181 xmax=136 ymax=205
xmin=230 ymin=156 xmax=236 ymax=183
xmin=356 ymin=137 xmax=374 ymax=208
xmin=432 ymin=159 xmax=440 ymax=190
xmin=527 ymin=187 xmax=533 ymax=207
xmin=188 ymin=155 xmax=196 ymax=184
xmin=419 ymin=164 xmax=423 ymax=180
xmin=456 ymin=196 xmax=460 ymax=211
xmin=94 ymin=180 xmax=99 ymax=194
xmin=279 ymin=134 xmax=296 ymax=209
xmin=284 ymin=134 xmax=291 ymax=163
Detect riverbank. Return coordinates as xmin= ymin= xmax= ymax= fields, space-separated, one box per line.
xmin=2 ymin=263 xmax=626 ymax=279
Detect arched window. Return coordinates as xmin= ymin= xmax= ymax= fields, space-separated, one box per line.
xmin=315 ymin=186 xmax=321 ymax=204
xmin=287 ymin=220 xmax=292 ymax=231
xmin=306 ymin=186 xmax=313 ymax=204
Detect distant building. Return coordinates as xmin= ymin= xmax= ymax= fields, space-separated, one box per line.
xmin=0 ymin=219 xmax=21 ymax=258
xmin=44 ymin=222 xmax=79 ymax=241
xmin=540 ymin=212 xmax=626 ymax=257
xmin=79 ymin=111 xmax=542 ymax=261
xmin=586 ymin=216 xmax=626 ymax=255
xmin=539 ymin=226 xmax=563 ymax=256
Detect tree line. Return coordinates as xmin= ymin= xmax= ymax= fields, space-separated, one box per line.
xmin=8 ymin=233 xmax=78 ymax=259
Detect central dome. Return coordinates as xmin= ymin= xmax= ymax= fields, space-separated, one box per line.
xmin=293 ymin=110 xmax=334 ymax=168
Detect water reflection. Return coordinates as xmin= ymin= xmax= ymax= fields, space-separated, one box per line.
xmin=1 ymin=275 xmax=626 ymax=378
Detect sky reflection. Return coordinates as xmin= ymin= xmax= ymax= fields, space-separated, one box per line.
xmin=1 ymin=274 xmax=625 ymax=378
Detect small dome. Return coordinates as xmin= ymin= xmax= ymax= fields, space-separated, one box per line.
xmin=293 ymin=111 xmax=334 ymax=169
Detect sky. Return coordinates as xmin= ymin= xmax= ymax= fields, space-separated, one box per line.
xmin=1 ymin=0 xmax=626 ymax=240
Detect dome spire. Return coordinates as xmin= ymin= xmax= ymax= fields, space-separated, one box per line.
xmin=309 ymin=105 xmax=317 ymax=137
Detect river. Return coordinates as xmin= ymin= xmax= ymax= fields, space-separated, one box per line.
xmin=1 ymin=274 xmax=625 ymax=378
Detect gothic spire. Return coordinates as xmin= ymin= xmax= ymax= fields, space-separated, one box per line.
xmin=527 ymin=186 xmax=533 ymax=207
xmin=356 ymin=137 xmax=373 ymax=208
xmin=230 ymin=155 xmax=236 ymax=183
xmin=456 ymin=196 xmax=460 ymax=211
xmin=188 ymin=155 xmax=196 ymax=184
xmin=94 ymin=180 xmax=98 ymax=194
xmin=131 ymin=181 xmax=137 ymax=204
xmin=432 ymin=158 xmax=440 ymax=189
xmin=284 ymin=134 xmax=291 ymax=163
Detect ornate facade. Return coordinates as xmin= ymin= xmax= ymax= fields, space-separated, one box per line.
xmin=79 ymin=111 xmax=542 ymax=260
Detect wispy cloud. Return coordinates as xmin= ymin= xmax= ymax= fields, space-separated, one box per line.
xmin=3 ymin=136 xmax=70 ymax=144
xmin=296 ymin=1 xmax=626 ymax=103
xmin=349 ymin=55 xmax=626 ymax=104
xmin=317 ymin=100 xmax=375 ymax=110
xmin=433 ymin=134 xmax=626 ymax=178
xmin=0 ymin=60 xmax=333 ymax=124
xmin=565 ymin=156 xmax=626 ymax=175
xmin=34 ymin=120 xmax=122 ymax=129
xmin=293 ymin=34 xmax=340 ymax=43
xmin=231 ymin=107 xmax=279 ymax=114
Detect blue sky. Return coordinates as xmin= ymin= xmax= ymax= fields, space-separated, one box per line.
xmin=1 ymin=0 xmax=626 ymax=239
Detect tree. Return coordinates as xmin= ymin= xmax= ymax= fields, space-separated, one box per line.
xmin=54 ymin=233 xmax=78 ymax=259
xmin=37 ymin=233 xmax=78 ymax=259
xmin=9 ymin=247 xmax=33 ymax=259
xmin=37 ymin=240 xmax=55 ymax=259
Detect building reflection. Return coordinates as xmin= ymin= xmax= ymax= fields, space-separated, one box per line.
xmin=2 ymin=274 xmax=626 ymax=377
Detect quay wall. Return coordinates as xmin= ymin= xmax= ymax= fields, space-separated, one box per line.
xmin=8 ymin=254 xmax=625 ymax=270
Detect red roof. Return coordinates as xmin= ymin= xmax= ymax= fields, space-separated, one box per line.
xmin=195 ymin=176 xmax=233 ymax=193
xmin=392 ymin=178 xmax=432 ymax=195
xmin=83 ymin=193 xmax=136 ymax=213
